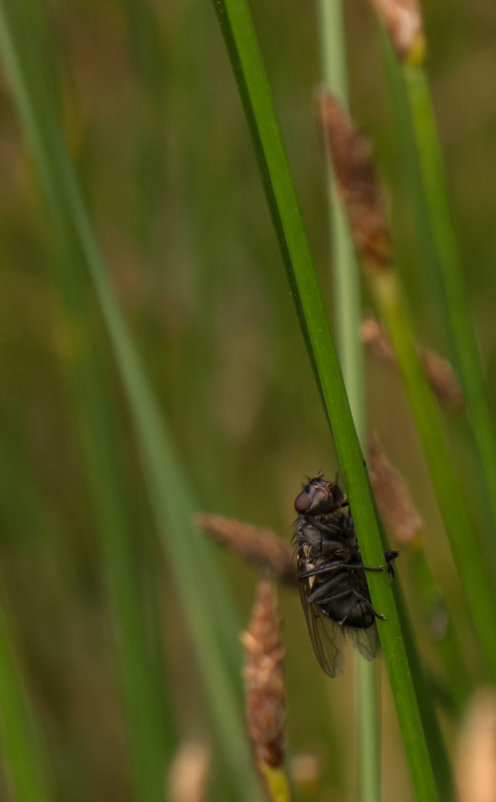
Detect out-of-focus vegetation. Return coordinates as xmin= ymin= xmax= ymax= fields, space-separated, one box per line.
xmin=1 ymin=0 xmax=496 ymax=800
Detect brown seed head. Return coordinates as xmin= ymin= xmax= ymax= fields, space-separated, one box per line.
xmin=420 ymin=347 xmax=464 ymax=411
xmin=361 ymin=316 xmax=396 ymax=364
xmin=368 ymin=432 xmax=423 ymax=544
xmin=195 ymin=513 xmax=297 ymax=586
xmin=361 ymin=316 xmax=464 ymax=411
xmin=242 ymin=578 xmax=286 ymax=772
xmin=370 ymin=0 xmax=425 ymax=64
xmin=317 ymin=90 xmax=391 ymax=269
xmin=457 ymin=687 xmax=496 ymax=802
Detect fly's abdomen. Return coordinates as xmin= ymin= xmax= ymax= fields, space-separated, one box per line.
xmin=306 ymin=566 xmax=376 ymax=628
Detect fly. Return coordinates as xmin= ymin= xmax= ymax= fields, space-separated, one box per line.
xmin=293 ymin=474 xmax=397 ymax=677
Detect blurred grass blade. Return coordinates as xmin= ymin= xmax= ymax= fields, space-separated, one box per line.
xmin=57 ymin=297 xmax=175 ymax=801
xmin=319 ymin=86 xmax=496 ymax=685
xmin=211 ymin=0 xmax=441 ymax=798
xmin=0 ymin=600 xmax=51 ymax=802
xmin=369 ymin=434 xmax=471 ymax=711
xmin=375 ymin=13 xmax=496 ymax=568
xmin=316 ymin=2 xmax=379 ymax=801
xmin=402 ymin=62 xmax=496 ymax=553
xmin=388 ymin=573 xmax=453 ymax=800
xmin=0 ymin=3 xmax=263 ymax=799
xmin=409 ymin=549 xmax=471 ymax=712
xmin=3 ymin=5 xmax=174 ymax=800
xmin=371 ymin=269 xmax=496 ymax=681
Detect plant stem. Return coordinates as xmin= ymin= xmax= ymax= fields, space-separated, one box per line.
xmin=212 ymin=0 xmax=439 ymax=797
xmin=371 ymin=268 xmax=496 ymax=681
xmin=0 ymin=3 xmax=264 ymax=798
xmin=0 ymin=600 xmax=51 ymax=802
xmin=403 ymin=62 xmax=496 ymax=568
xmin=317 ymin=2 xmax=379 ymax=801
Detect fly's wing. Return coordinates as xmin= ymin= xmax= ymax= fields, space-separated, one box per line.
xmin=298 ymin=584 xmax=346 ymax=677
xmin=348 ymin=623 xmax=378 ymax=662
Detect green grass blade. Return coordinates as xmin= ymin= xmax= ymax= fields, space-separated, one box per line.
xmin=211 ymin=0 xmax=441 ymax=798
xmin=377 ymin=18 xmax=496 ymax=567
xmin=371 ymin=269 xmax=496 ymax=681
xmin=409 ymin=549 xmax=471 ymax=712
xmin=0 ymin=600 xmax=51 ymax=802
xmin=0 ymin=4 xmax=264 ymax=798
xmin=0 ymin=5 xmax=175 ymax=798
xmin=317 ymin=3 xmax=379 ymax=801
xmin=388 ymin=574 xmax=453 ymax=800
xmin=63 ymin=325 xmax=175 ymax=801
xmin=402 ymin=63 xmax=496 ymax=548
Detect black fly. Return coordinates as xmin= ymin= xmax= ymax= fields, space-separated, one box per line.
xmin=293 ymin=474 xmax=397 ymax=677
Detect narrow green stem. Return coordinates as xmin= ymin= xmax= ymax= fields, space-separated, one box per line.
xmin=212 ymin=0 xmax=439 ymax=798
xmin=317 ymin=0 xmax=348 ymax=104
xmin=356 ymin=661 xmax=381 ymax=802
xmin=0 ymin=5 xmax=173 ymax=798
xmin=410 ymin=548 xmax=471 ymax=712
xmin=372 ymin=269 xmax=496 ymax=681
xmin=0 ymin=3 xmax=264 ymax=798
xmin=317 ymin=3 xmax=378 ymax=801
xmin=60 ymin=310 xmax=174 ymax=800
xmin=0 ymin=601 xmax=51 ymax=802
xmin=403 ymin=63 xmax=496 ymax=562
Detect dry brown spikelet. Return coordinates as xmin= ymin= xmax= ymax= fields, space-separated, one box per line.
xmin=317 ymin=90 xmax=391 ymax=269
xmin=370 ymin=0 xmax=425 ymax=64
xmin=420 ymin=347 xmax=464 ymax=411
xmin=195 ymin=513 xmax=296 ymax=586
xmin=361 ymin=316 xmax=396 ymax=363
xmin=368 ymin=432 xmax=423 ymax=544
xmin=242 ymin=578 xmax=286 ymax=774
xmin=361 ymin=316 xmax=464 ymax=411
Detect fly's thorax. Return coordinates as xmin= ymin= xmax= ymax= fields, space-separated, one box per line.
xmin=293 ymin=519 xmax=324 ymax=552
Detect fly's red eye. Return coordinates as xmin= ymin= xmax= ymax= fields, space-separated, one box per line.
xmin=294 ymin=490 xmax=311 ymax=513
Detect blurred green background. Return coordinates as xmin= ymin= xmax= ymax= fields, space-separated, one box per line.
xmin=1 ymin=0 xmax=496 ymax=800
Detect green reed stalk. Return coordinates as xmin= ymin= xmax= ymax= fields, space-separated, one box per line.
xmin=317 ymin=2 xmax=379 ymax=800
xmin=374 ymin=11 xmax=496 ymax=573
xmin=0 ymin=601 xmax=51 ymax=802
xmin=0 ymin=2 xmax=264 ymax=799
xmin=403 ymin=63 xmax=496 ymax=556
xmin=371 ymin=268 xmax=496 ymax=681
xmin=0 ymin=4 xmax=174 ymax=799
xmin=409 ymin=548 xmax=471 ymax=713
xmin=377 ymin=21 xmax=476 ymax=718
xmin=211 ymin=0 xmax=440 ymax=797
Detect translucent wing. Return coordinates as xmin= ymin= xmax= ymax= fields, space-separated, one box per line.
xmin=298 ymin=584 xmax=346 ymax=677
xmin=298 ymin=584 xmax=379 ymax=677
xmin=348 ymin=623 xmax=378 ymax=662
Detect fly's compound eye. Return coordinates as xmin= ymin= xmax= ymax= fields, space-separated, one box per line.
xmin=294 ymin=479 xmax=330 ymax=514
xmin=294 ymin=488 xmax=312 ymax=513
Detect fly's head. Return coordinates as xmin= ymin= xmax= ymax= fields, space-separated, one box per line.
xmin=294 ymin=474 xmax=346 ymax=517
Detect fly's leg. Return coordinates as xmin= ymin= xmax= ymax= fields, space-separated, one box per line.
xmin=348 ymin=589 xmax=386 ymax=621
xmin=307 ymin=554 xmax=399 ymax=576
xmin=301 ymin=562 xmax=387 ymax=578
xmin=384 ymin=550 xmax=399 ymax=578
xmin=306 ymin=572 xmax=347 ymax=604
xmin=298 ymin=559 xmax=354 ymax=579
